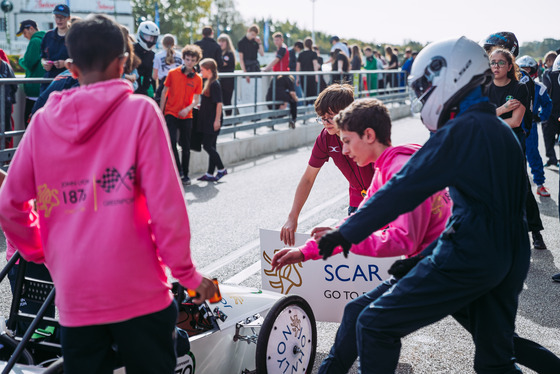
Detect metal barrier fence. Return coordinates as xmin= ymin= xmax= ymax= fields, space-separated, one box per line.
xmin=0 ymin=70 xmax=409 ymax=166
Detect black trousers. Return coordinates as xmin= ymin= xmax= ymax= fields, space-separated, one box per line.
xmin=541 ymin=120 xmax=559 ymax=164
xmin=202 ymin=132 xmax=224 ymax=174
xmin=165 ymin=115 xmax=192 ymax=177
xmin=220 ymin=78 xmax=234 ymax=116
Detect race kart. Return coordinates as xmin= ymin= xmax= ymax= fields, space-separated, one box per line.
xmin=0 ymin=254 xmax=317 ymax=374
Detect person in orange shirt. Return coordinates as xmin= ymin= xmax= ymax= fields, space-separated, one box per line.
xmin=160 ymin=45 xmax=203 ymax=185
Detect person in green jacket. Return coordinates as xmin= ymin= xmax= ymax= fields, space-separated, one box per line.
xmin=17 ymin=20 xmax=45 ymax=124
xmin=363 ymin=46 xmax=378 ymax=96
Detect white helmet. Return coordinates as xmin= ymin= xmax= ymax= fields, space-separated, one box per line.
xmin=553 ymin=54 xmax=560 ymax=72
xmin=516 ymin=55 xmax=538 ymax=76
xmin=137 ymin=21 xmax=160 ymax=50
xmin=408 ymin=36 xmax=492 ymax=132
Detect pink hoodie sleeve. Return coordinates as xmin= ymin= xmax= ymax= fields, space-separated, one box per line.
xmin=300 ymin=153 xmax=439 ymax=260
xmin=135 ymin=101 xmax=203 ymax=290
xmin=0 ymin=131 xmax=45 ymax=264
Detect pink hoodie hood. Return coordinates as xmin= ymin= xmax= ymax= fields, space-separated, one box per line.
xmin=40 ymin=79 xmax=133 ymax=144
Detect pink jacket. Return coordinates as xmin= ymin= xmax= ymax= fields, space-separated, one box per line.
xmin=300 ymin=144 xmax=452 ymax=260
xmin=0 ymin=79 xmax=202 ymax=327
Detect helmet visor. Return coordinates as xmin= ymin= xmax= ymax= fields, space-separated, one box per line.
xmin=140 ymin=32 xmax=158 ymax=46
xmin=408 ymin=55 xmax=445 ymax=114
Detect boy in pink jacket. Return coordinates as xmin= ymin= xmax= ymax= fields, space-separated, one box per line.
xmin=271 ymin=98 xmax=452 ymax=373
xmin=0 ymin=15 xmax=215 ymax=374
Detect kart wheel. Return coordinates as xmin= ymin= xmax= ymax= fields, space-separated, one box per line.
xmin=0 ymin=333 xmax=34 ymax=365
xmin=255 ymin=295 xmax=316 ymax=374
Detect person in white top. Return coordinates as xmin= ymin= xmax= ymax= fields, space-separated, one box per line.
xmin=153 ymin=34 xmax=183 ymax=104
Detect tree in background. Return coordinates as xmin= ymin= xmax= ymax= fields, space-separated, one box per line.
xmin=132 ymin=0 xmax=212 ymax=46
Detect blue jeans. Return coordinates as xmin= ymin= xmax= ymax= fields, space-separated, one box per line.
xmin=525 ymin=122 xmax=545 ymax=186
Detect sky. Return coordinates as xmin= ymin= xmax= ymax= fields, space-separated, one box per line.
xmin=234 ymin=0 xmax=558 ymax=46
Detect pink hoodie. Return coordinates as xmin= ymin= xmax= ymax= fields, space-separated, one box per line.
xmin=300 ymin=144 xmax=452 ymax=260
xmin=0 ymin=79 xmax=202 ymax=327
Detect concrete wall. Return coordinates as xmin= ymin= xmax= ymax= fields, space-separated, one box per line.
xmin=188 ymin=104 xmax=411 ymax=175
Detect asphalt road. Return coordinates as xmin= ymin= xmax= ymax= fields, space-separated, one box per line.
xmin=0 ymin=114 xmax=559 ymax=373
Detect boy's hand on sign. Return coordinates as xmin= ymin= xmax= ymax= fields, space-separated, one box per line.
xmin=192 ymin=277 xmax=218 ymax=305
xmin=318 ymin=229 xmax=351 ymax=259
xmin=271 ymin=248 xmax=304 ymax=271
xmin=280 ymin=217 xmax=297 ymax=246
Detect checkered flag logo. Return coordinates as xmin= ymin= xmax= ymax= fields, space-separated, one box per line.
xmin=97 ymin=166 xmax=136 ymax=193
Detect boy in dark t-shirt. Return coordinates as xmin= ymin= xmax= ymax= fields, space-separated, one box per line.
xmin=237 ymin=24 xmax=264 ymax=83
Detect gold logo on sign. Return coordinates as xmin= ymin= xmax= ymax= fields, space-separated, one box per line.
xmin=37 ymin=184 xmax=60 ymax=218
xmin=263 ymin=250 xmax=303 ymax=294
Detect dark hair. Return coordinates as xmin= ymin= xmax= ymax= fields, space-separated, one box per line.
xmin=335 ymin=98 xmax=391 ymax=146
xmin=314 ymin=83 xmax=354 ymax=117
xmin=491 ymin=48 xmax=520 ymax=81
xmin=304 ymin=37 xmax=313 ymax=50
xmin=202 ymin=26 xmax=213 ymax=37
xmin=294 ymin=41 xmax=304 ymax=50
xmin=182 ymin=44 xmax=202 ymax=61
xmin=65 ymin=14 xmax=125 ymax=73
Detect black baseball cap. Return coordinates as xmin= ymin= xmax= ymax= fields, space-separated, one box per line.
xmin=16 ymin=20 xmax=38 ymax=36
xmin=53 ymin=4 xmax=70 ymax=17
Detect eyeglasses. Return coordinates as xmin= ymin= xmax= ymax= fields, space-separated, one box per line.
xmin=490 ymin=60 xmax=507 ymax=68
xmin=316 ymin=116 xmax=334 ymax=125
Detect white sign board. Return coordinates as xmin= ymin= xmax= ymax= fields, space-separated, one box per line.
xmin=260 ymin=228 xmax=401 ymax=322
xmin=23 ymin=0 xmax=132 ymax=13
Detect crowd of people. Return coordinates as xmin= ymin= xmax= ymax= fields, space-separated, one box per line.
xmin=1 ymin=4 xmax=560 ymax=373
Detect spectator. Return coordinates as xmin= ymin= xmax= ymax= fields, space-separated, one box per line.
xmin=280 ymin=84 xmax=374 ymax=246
xmin=401 ymin=47 xmax=414 ymax=75
xmin=384 ymin=45 xmax=399 ymax=89
xmin=517 ymin=55 xmax=552 ymax=197
xmin=487 ymin=48 xmax=547 ymax=250
xmin=153 ymin=34 xmax=182 ymax=104
xmin=350 ymin=44 xmax=362 ymax=71
xmin=134 ymin=20 xmax=160 ymax=96
xmin=288 ymin=40 xmax=304 ymax=73
xmin=329 ymin=35 xmax=349 ymax=57
xmin=0 ymin=14 xmax=216 ymax=374
xmin=217 ymin=34 xmax=236 ymax=117
xmin=121 ymin=27 xmax=141 ymax=91
xmin=373 ymin=49 xmax=386 ymax=92
xmin=264 ymin=32 xmax=289 ymax=72
xmin=296 ymin=37 xmax=320 ymax=102
xmin=40 ymin=4 xmax=71 ymax=93
xmin=541 ymin=51 xmax=559 ymax=167
xmin=266 ymin=74 xmax=298 ymax=129
xmin=237 ymin=24 xmax=264 ymax=83
xmin=16 ymin=20 xmax=45 ymax=123
xmin=331 ymin=48 xmax=350 ymax=85
xmin=0 ymin=54 xmax=16 ymax=146
xmin=160 ymin=45 xmax=203 ymax=186
xmin=196 ymin=58 xmax=228 ymax=182
xmin=194 ymin=26 xmax=222 ymax=68
xmin=289 ymin=41 xmax=304 ymax=101
xmin=363 ymin=46 xmax=377 ymax=95
xmin=31 ymin=70 xmax=79 ymax=116
xmin=313 ymin=45 xmax=328 ymax=93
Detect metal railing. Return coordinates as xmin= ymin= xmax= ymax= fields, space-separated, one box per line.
xmin=0 ymin=70 xmax=409 ymax=165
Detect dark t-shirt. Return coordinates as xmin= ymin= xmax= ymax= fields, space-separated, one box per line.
xmin=40 ymin=29 xmax=69 ymax=78
xmin=289 ymin=48 xmax=298 ymax=72
xmin=488 ymin=79 xmax=529 ymax=121
xmin=333 ymin=54 xmax=349 ymax=72
xmin=266 ymin=75 xmax=295 ymax=103
xmin=237 ymin=36 xmax=259 ymax=62
xmin=198 ymin=80 xmax=223 ymax=134
xmin=297 ymin=50 xmax=318 ymax=72
xmin=387 ymin=54 xmax=398 ymax=69
xmin=351 ymin=56 xmax=362 ymax=71
xmin=195 ymin=37 xmax=223 ymax=68
xmin=134 ymin=43 xmax=155 ymax=95
xmin=219 ymin=51 xmax=235 ymax=73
